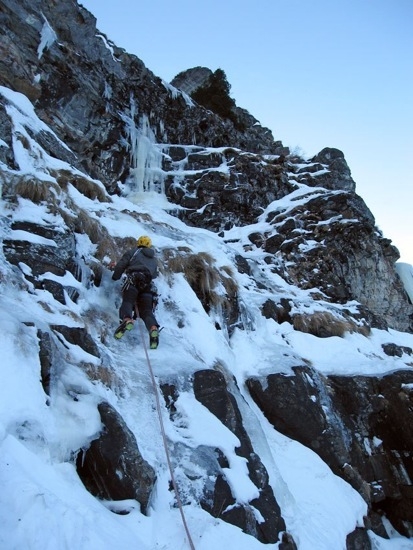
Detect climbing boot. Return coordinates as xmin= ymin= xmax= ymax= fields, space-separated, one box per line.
xmin=114 ymin=318 xmax=134 ymax=339
xmin=149 ymin=326 xmax=159 ymax=349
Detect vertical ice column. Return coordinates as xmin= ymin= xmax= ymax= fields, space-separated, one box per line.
xmin=123 ymin=99 xmax=164 ymax=194
xmin=37 ymin=16 xmax=57 ymax=59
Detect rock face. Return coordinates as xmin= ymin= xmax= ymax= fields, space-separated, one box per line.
xmin=247 ymin=367 xmax=413 ymax=538
xmin=160 ymin=371 xmax=287 ymax=544
xmin=3 ymin=220 xmax=77 ymax=303
xmin=1 ymin=0 xmax=413 ymax=547
xmin=160 ymin=144 xmax=411 ymax=332
xmin=193 ymin=370 xmax=285 ymax=543
xmin=77 ymin=402 xmax=156 ymax=514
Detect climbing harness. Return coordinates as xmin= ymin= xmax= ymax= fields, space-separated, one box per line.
xmin=121 ymin=269 xmax=152 ymax=293
xmin=135 ymin=305 xmax=196 ymax=550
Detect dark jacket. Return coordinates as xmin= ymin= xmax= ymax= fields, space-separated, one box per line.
xmin=112 ymin=246 xmax=158 ymax=281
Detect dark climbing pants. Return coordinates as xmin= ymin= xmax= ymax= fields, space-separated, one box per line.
xmin=119 ymin=289 xmax=158 ymax=332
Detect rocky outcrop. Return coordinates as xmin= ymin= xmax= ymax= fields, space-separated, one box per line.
xmin=260 ymin=188 xmax=411 ymax=331
xmin=247 ymin=366 xmax=413 ymax=538
xmin=2 ymin=220 xmax=78 ymax=303
xmin=310 ymin=147 xmax=356 ymax=192
xmin=76 ymin=402 xmax=156 ymax=514
xmin=192 ymin=370 xmax=286 ymax=544
xmin=170 ymin=66 xmax=281 ymax=146
xmin=163 ymin=145 xmax=289 ymax=230
xmin=160 ymin=371 xmax=289 ymax=544
xmin=171 ymin=66 xmax=213 ymax=96
xmin=160 ymin=143 xmax=412 ymax=332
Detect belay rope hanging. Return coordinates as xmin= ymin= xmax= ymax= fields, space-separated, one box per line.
xmin=135 ymin=305 xmax=196 ymax=550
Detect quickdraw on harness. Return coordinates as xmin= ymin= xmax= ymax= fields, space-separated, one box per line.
xmin=120 ymin=273 xmax=134 ymax=292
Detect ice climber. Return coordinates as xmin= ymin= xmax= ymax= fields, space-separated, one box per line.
xmin=111 ymin=235 xmax=160 ymax=348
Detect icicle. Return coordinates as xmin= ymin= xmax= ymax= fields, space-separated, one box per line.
xmin=121 ymin=97 xmax=165 ymax=197
xmin=37 ymin=14 xmax=57 ymax=60
xmin=103 ymin=81 xmax=112 ymax=100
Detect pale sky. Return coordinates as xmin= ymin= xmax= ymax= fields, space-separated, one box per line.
xmin=79 ymin=0 xmax=413 ymax=264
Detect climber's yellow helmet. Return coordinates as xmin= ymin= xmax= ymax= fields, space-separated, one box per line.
xmin=137 ymin=235 xmax=152 ymax=248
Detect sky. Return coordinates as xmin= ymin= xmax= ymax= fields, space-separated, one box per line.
xmin=2 ymin=85 xmax=413 ymax=549
xmin=78 ymin=0 xmax=413 ymax=265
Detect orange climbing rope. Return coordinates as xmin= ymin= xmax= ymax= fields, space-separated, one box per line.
xmin=135 ymin=307 xmax=196 ymax=550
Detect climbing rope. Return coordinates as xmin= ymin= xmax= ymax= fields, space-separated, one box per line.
xmin=135 ymin=306 xmax=196 ymax=550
